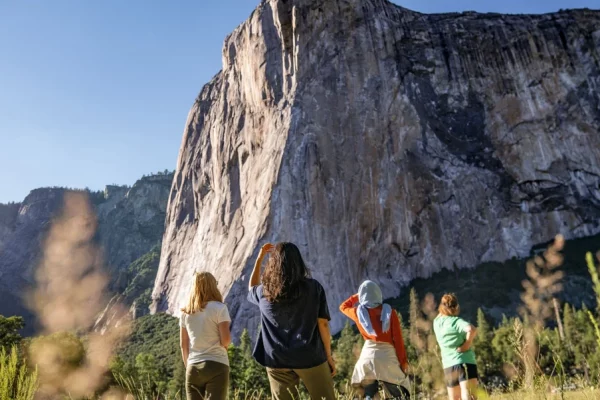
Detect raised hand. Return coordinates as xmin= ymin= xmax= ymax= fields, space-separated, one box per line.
xmin=259 ymin=243 xmax=274 ymax=257
xmin=249 ymin=243 xmax=274 ymax=290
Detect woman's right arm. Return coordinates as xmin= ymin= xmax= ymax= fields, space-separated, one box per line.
xmin=248 ymin=243 xmax=274 ymax=290
xmin=339 ymin=294 xmax=359 ymax=319
xmin=318 ymin=318 xmax=336 ymax=376
xmin=457 ymin=324 xmax=478 ymax=353
xmin=180 ymin=326 xmax=190 ymax=368
xmin=218 ymin=321 xmax=231 ymax=348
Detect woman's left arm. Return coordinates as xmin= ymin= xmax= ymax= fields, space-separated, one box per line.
xmin=391 ymin=310 xmax=409 ymax=373
xmin=457 ymin=324 xmax=477 ymax=353
xmin=318 ymin=318 xmax=336 ymax=376
xmin=180 ymin=326 xmax=190 ymax=368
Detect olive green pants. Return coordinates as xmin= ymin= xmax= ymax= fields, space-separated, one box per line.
xmin=186 ymin=361 xmax=229 ymax=400
xmin=266 ymin=361 xmax=336 ymax=400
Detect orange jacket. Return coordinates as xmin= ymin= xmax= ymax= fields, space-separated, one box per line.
xmin=339 ymin=294 xmax=409 ymax=372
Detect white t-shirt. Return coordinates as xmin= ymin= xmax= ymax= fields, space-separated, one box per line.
xmin=180 ymin=301 xmax=231 ymax=366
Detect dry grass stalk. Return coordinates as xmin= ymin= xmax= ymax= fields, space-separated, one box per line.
xmin=585 ymin=252 xmax=600 ymax=348
xmin=27 ymin=192 xmax=131 ymax=399
xmin=518 ymin=234 xmax=565 ymax=390
xmin=408 ymin=292 xmax=445 ymax=398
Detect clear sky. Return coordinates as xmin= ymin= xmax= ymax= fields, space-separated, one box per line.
xmin=0 ymin=0 xmax=597 ymax=203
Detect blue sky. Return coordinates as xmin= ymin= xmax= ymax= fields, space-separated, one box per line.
xmin=0 ymin=0 xmax=597 ymax=203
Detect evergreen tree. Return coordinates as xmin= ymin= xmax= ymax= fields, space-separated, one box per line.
xmin=227 ymin=342 xmax=243 ymax=393
xmin=556 ymin=303 xmax=577 ymax=371
xmin=135 ymin=353 xmax=163 ymax=387
xmin=562 ymin=303 xmax=575 ymax=345
xmin=238 ymin=329 xmax=270 ymax=395
xmin=491 ymin=315 xmax=519 ymax=370
xmin=109 ymin=355 xmax=135 ymax=380
xmin=167 ymin=358 xmax=186 ymax=398
xmin=572 ymin=305 xmax=600 ymax=382
xmin=473 ymin=308 xmax=494 ymax=377
xmin=334 ymin=322 xmax=363 ymax=385
xmin=0 ymin=316 xmax=24 ymax=350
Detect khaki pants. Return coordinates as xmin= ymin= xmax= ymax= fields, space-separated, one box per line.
xmin=266 ymin=361 xmax=336 ymax=400
xmin=186 ymin=361 xmax=229 ymax=400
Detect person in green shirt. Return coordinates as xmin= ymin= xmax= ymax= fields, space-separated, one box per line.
xmin=433 ymin=294 xmax=479 ymax=400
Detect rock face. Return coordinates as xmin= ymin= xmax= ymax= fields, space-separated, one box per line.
xmin=94 ymin=244 xmax=162 ymax=332
xmin=0 ymin=174 xmax=172 ymax=333
xmin=151 ymin=0 xmax=600 ymax=337
xmin=97 ymin=175 xmax=172 ymax=285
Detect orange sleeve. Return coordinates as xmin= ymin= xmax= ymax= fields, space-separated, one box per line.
xmin=339 ymin=294 xmax=359 ymax=323
xmin=391 ymin=310 xmax=409 ymax=372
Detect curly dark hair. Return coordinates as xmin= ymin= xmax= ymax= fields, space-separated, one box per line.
xmin=262 ymin=242 xmax=311 ymax=303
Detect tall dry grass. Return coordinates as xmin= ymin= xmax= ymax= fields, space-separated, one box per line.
xmin=585 ymin=251 xmax=600 ymax=348
xmin=25 ymin=192 xmax=131 ymax=399
xmin=517 ymin=235 xmax=565 ymax=391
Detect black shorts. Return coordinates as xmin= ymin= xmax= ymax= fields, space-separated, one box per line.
xmin=444 ymin=363 xmax=479 ymax=387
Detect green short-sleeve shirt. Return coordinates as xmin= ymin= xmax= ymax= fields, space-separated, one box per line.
xmin=433 ymin=315 xmax=477 ymax=369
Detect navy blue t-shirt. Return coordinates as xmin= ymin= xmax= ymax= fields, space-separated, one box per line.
xmin=247 ymin=278 xmax=331 ymax=369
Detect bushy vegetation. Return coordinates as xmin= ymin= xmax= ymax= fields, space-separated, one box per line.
xmin=110 ymin=312 xmax=185 ymax=397
xmin=143 ymin=169 xmax=174 ymax=177
xmin=0 ymin=346 xmax=37 ymax=400
xmin=0 ymin=315 xmax=25 ymax=350
xmin=121 ymin=244 xmax=162 ymax=315
xmin=1 ymin=234 xmax=599 ymax=399
xmin=389 ymin=234 xmax=600 ymax=325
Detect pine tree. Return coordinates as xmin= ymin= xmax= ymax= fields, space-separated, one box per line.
xmin=562 ymin=303 xmax=575 ymax=345
xmin=473 ymin=308 xmax=494 ymax=377
xmin=561 ymin=302 xmax=578 ymax=370
xmin=227 ymin=343 xmax=243 ymax=394
xmin=491 ymin=315 xmax=518 ymax=369
xmin=334 ymin=322 xmax=363 ymax=385
xmin=135 ymin=353 xmax=165 ymax=394
xmin=167 ymin=358 xmax=186 ymax=398
xmin=572 ymin=305 xmax=600 ymax=382
xmin=238 ymin=329 xmax=270 ymax=395
xmin=0 ymin=316 xmax=24 ymax=350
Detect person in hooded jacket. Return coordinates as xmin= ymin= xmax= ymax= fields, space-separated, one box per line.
xmin=340 ymin=281 xmax=411 ymax=399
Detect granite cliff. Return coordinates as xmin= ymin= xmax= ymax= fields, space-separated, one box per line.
xmin=151 ymin=0 xmax=600 ymax=336
xmin=0 ymin=174 xmax=172 ymax=333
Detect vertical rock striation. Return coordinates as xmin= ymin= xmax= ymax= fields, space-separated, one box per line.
xmin=152 ymin=0 xmax=600 ymax=336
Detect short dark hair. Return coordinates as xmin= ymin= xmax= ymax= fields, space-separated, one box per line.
xmin=262 ymin=242 xmax=310 ymax=302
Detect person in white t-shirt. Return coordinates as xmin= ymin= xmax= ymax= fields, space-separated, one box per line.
xmin=180 ymin=272 xmax=231 ymax=400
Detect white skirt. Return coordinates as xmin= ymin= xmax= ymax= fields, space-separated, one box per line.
xmin=351 ymin=340 xmax=411 ymax=390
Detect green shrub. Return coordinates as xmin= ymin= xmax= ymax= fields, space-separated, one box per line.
xmin=0 ymin=346 xmax=38 ymax=400
xmin=0 ymin=315 xmax=24 ymax=350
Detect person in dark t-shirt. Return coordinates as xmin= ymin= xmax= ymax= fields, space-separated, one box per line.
xmin=248 ymin=242 xmax=336 ymax=400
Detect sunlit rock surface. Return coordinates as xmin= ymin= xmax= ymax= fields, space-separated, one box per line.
xmin=152 ymin=0 xmax=600 ymax=336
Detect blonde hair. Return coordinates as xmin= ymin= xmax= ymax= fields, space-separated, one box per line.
xmin=439 ymin=293 xmax=460 ymax=316
xmin=181 ymin=272 xmax=223 ymax=314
